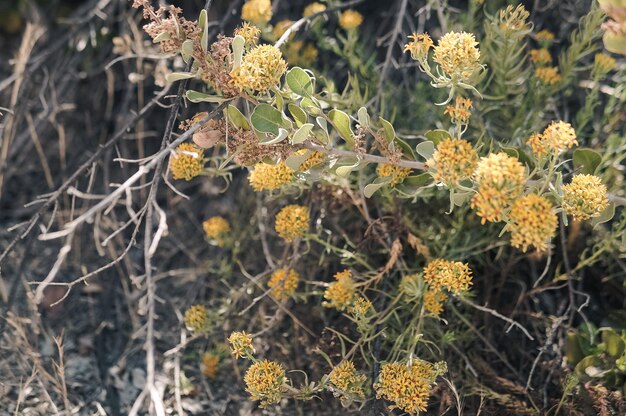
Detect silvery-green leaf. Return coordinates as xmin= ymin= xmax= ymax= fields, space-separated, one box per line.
xmin=226 ymin=105 xmax=250 ymax=130
xmin=286 ymin=67 xmax=314 ymax=96
xmin=292 ymin=123 xmax=314 ymax=144
xmin=199 ymin=9 xmax=209 ymax=52
xmin=231 ymin=35 xmax=245 ymax=70
xmin=379 ymin=117 xmax=395 ymax=141
xmin=251 ymin=104 xmax=283 ymax=135
xmin=357 ymin=107 xmax=370 ymax=127
xmin=186 ymin=90 xmax=227 ymax=103
xmin=181 ymin=39 xmax=194 ymax=63
xmin=153 ymin=32 xmax=171 ymax=43
xmin=591 ymin=203 xmax=615 ymax=228
xmin=424 ymin=129 xmax=451 ymax=144
xmin=285 ymin=150 xmax=311 ymax=170
xmin=364 ymin=177 xmax=391 ymax=198
xmin=335 ymin=157 xmax=360 ymax=177
xmin=260 ymin=128 xmax=289 ymax=145
xmin=328 ymin=109 xmax=354 ymax=147
xmin=416 ymin=141 xmax=435 ymax=160
xmin=288 ymin=104 xmax=307 ymax=127
xmin=166 ymin=72 xmax=195 ymax=83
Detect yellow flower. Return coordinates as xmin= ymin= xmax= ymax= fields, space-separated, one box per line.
xmin=323 ymin=269 xmax=356 ymax=310
xmin=328 ymin=360 xmax=367 ymax=398
xmin=184 ymin=305 xmax=210 ymax=333
xmin=339 ymin=10 xmax=363 ymax=30
xmin=170 ymin=143 xmax=204 ymax=181
xmin=285 ymin=41 xmax=319 ymax=67
xmin=267 ymin=268 xmax=300 ymax=300
xmin=241 ymin=0 xmax=272 ymax=26
xmin=248 ymin=162 xmax=294 ymax=191
xmin=433 ymin=31 xmax=481 ymax=81
xmin=530 ymin=48 xmax=552 ymax=65
xmin=444 ymin=97 xmax=473 ymax=125
xmin=201 ymin=352 xmax=220 ymax=379
xmin=562 ymin=174 xmax=609 ymax=221
xmin=403 ymin=33 xmax=433 ymax=61
xmin=507 ymin=194 xmax=557 ymax=252
xmin=423 ymin=288 xmax=448 ymax=316
xmin=303 ymin=2 xmax=326 ymax=17
xmin=535 ymin=29 xmax=555 ymax=42
xmin=202 ymin=216 xmax=230 ymax=246
xmin=272 ymin=19 xmax=293 ymax=40
xmin=423 ymin=258 xmax=473 ymax=294
xmin=535 ymin=66 xmax=561 ymax=85
xmin=349 ymin=296 xmax=373 ymax=317
xmin=377 ymin=163 xmax=412 ymax=186
xmin=374 ymin=360 xmax=437 ymax=414
xmin=298 ymin=150 xmax=325 ymax=171
xmin=234 ymin=23 xmax=261 ymax=47
xmin=275 ymin=204 xmax=309 ymax=241
xmin=231 ymin=45 xmax=287 ymax=93
xmin=244 ymin=360 xmax=286 ymax=408
xmin=430 ymin=138 xmax=478 ymax=187
xmin=593 ymin=53 xmax=617 ymax=77
xmin=228 ymin=331 xmax=255 ymax=359
xmin=528 ymin=121 xmax=578 ymax=158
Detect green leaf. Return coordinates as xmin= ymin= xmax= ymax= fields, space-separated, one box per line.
xmin=416 ymin=141 xmax=435 ymax=160
xmin=364 ymin=177 xmax=391 ymax=198
xmin=300 ymin=97 xmax=322 ymax=116
xmin=565 ymin=332 xmax=585 ymax=366
xmin=153 ymin=32 xmax=171 ymax=43
xmin=328 ymin=109 xmax=354 ymax=147
xmin=357 ymin=107 xmax=370 ymax=127
xmin=379 ymin=117 xmax=395 ymax=141
xmin=181 ymin=39 xmax=194 ymax=63
xmin=288 ymin=104 xmax=307 ymax=127
xmin=335 ymin=157 xmax=360 ymax=177
xmin=403 ymin=173 xmax=432 ymax=186
xmin=231 ymin=35 xmax=245 ymax=70
xmin=591 ymin=203 xmax=615 ymax=228
xmin=251 ymin=104 xmax=283 ymax=135
xmin=199 ymin=9 xmax=208 ymax=52
xmin=424 ymin=129 xmax=452 ymax=145
xmin=573 ymin=148 xmax=602 ymax=175
xmin=601 ymin=329 xmax=625 ymax=358
xmin=166 ymin=72 xmax=195 ymax=83
xmin=316 ymin=116 xmax=329 ymax=144
xmin=186 ymin=90 xmax=227 ymax=103
xmin=575 ymin=355 xmax=606 ymax=378
xmin=292 ymin=123 xmax=314 ymax=144
xmin=226 ymin=105 xmax=250 ymax=130
xmin=286 ymin=67 xmax=314 ymax=96
xmin=285 ymin=150 xmax=311 ymax=170
xmin=260 ymin=128 xmax=289 ymax=145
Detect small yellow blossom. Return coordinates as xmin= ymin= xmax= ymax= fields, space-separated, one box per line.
xmin=339 ymin=10 xmax=363 ymax=30
xmin=303 ymin=2 xmax=326 ymax=17
xmin=535 ymin=66 xmax=561 ymax=85
xmin=430 ymin=138 xmax=478 ymax=186
xmin=298 ymin=150 xmax=325 ymax=171
xmin=248 ymin=162 xmax=294 ymax=191
xmin=403 ymin=33 xmax=433 ymax=61
xmin=507 ymin=194 xmax=557 ymax=252
xmin=377 ymin=164 xmax=412 ymax=186
xmin=201 ymin=352 xmax=220 ymax=379
xmin=231 ymin=45 xmax=287 ymax=93
xmin=530 ymin=48 xmax=552 ymax=65
xmin=170 ymin=143 xmax=204 ymax=181
xmin=444 ymin=97 xmax=473 ymax=125
xmin=184 ymin=305 xmax=210 ymax=333
xmin=228 ymin=331 xmax=255 ymax=359
xmin=244 ymin=360 xmax=286 ymax=408
xmin=423 ymin=258 xmax=473 ymax=294
xmin=349 ymin=296 xmax=373 ymax=317
xmin=241 ymin=0 xmax=272 ymax=26
xmin=536 ymin=29 xmax=555 ymax=42
xmin=275 ymin=204 xmax=309 ymax=241
xmin=328 ymin=360 xmax=367 ymax=399
xmin=423 ymin=288 xmax=448 ymax=316
xmin=272 ymin=19 xmax=293 ymax=40
xmin=593 ymin=53 xmax=617 ymax=77
xmin=433 ymin=31 xmax=481 ymax=81
xmin=562 ymin=174 xmax=609 ymax=221
xmin=324 ymin=269 xmax=356 ymax=310
xmin=267 ymin=268 xmax=300 ymax=300
xmin=234 ymin=23 xmax=261 ymax=47
xmin=374 ymin=360 xmax=437 ymax=414
xmin=202 ymin=216 xmax=230 ymax=246
xmin=528 ymin=121 xmax=578 ymax=158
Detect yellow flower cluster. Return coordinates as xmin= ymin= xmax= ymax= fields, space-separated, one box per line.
xmin=298 ymin=151 xmax=325 ymax=171
xmin=403 ymin=33 xmax=433 ymax=61
xmin=241 ymin=0 xmax=272 ymax=26
xmin=535 ymin=67 xmax=561 ymax=85
xmin=170 ymin=143 xmax=204 ymax=181
xmin=328 ymin=360 xmax=366 ymax=397
xmin=562 ymin=174 xmax=609 ymax=221
xmin=202 ymin=352 xmax=220 ymax=379
xmin=349 ymin=296 xmax=373 ymax=317
xmin=423 ymin=258 xmax=473 ymax=294
xmin=184 ymin=305 xmax=210 ymax=333
xmin=234 ymin=22 xmax=261 ymax=47
xmin=507 ymin=194 xmax=557 ymax=252
xmin=536 ymin=29 xmax=555 ymax=42
xmin=530 ymin=48 xmax=552 ymax=65
xmin=433 ymin=31 xmax=481 ymax=81
xmin=423 ymin=288 xmax=448 ymax=316
xmin=528 ymin=121 xmax=578 ymax=158
xmin=228 ymin=331 xmax=255 ymax=359
xmin=272 ymin=19 xmax=293 ymax=40
xmin=444 ymin=97 xmax=473 ymax=125
xmin=303 ymin=2 xmax=326 ymax=17
xmin=430 ymin=138 xmax=478 ymax=186
xmin=244 ymin=360 xmax=285 ymax=408
xmin=593 ymin=53 xmax=617 ymax=77
xmin=374 ymin=360 xmax=437 ymax=414
xmin=267 ymin=268 xmax=300 ymax=300
xmin=275 ymin=204 xmax=309 ymax=241
xmin=323 ymin=269 xmax=356 ymax=310
xmin=248 ymin=162 xmax=294 ymax=191
xmin=471 ymin=153 xmax=526 ymax=223
xmin=284 ymin=41 xmax=319 ymax=67
xmin=377 ymin=164 xmax=412 ymax=186
xmin=339 ymin=10 xmax=363 ymax=30
xmin=202 ymin=216 xmax=230 ymax=246
xmin=231 ymin=45 xmax=287 ymax=93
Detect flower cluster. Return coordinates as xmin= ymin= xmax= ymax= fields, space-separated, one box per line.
xmin=303 ymin=2 xmax=326 ymax=17
xmin=241 ymin=0 xmax=272 ymax=26
xmin=444 ymin=97 xmax=473 ymax=125
xmin=535 ymin=67 xmax=561 ymax=85
xmin=433 ymin=31 xmax=481 ymax=81
xmin=562 ymin=174 xmax=609 ymax=221
xmin=328 ymin=360 xmax=367 ymax=401
xmin=429 ymin=138 xmax=478 ymax=186
xmin=423 ymin=258 xmax=473 ymax=294
xmin=339 ymin=10 xmax=363 ymax=30
xmin=267 ymin=268 xmax=300 ymax=300
xmin=244 ymin=360 xmax=286 ymax=408
xmin=202 ymin=352 xmax=220 ymax=379
xmin=202 ymin=216 xmax=230 ymax=246
xmin=507 ymin=194 xmax=557 ymax=252
xmin=349 ymin=296 xmax=373 ymax=317
xmin=423 ymin=288 xmax=448 ymax=316
xmin=530 ymin=48 xmax=552 ymax=65
xmin=234 ymin=22 xmax=261 ymax=47
xmin=228 ymin=331 xmax=255 ymax=359
xmin=403 ymin=33 xmax=433 ymax=61
xmin=170 ymin=143 xmax=204 ymax=181
xmin=275 ymin=205 xmax=309 ymax=241
xmin=377 ymin=163 xmax=412 ymax=186
xmin=374 ymin=360 xmax=437 ymax=414
xmin=184 ymin=305 xmax=210 ymax=334
xmin=528 ymin=121 xmax=578 ymax=158
xmin=593 ymin=53 xmax=617 ymax=78
xmin=231 ymin=45 xmax=287 ymax=93
xmin=299 ymin=151 xmax=325 ymax=171
xmin=323 ymin=269 xmax=356 ymax=310
xmin=471 ymin=153 xmax=526 ymax=223
xmin=248 ymin=162 xmax=294 ymax=191
xmin=536 ymin=29 xmax=555 ymax=42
